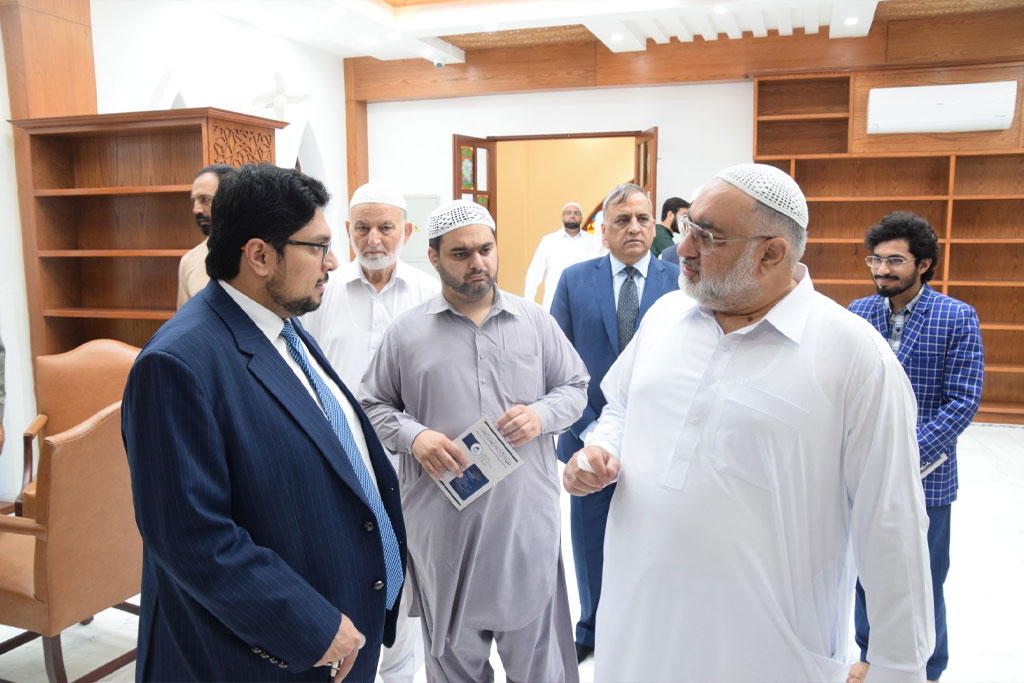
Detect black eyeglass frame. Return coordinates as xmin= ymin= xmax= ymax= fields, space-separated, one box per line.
xmin=280 ymin=239 xmax=332 ymax=263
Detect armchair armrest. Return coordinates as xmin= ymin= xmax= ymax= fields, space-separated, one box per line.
xmin=0 ymin=515 xmax=47 ymax=539
xmin=22 ymin=414 xmax=47 ymax=491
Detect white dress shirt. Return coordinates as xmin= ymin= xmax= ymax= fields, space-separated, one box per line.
xmin=218 ymin=280 xmax=377 ymax=484
xmin=300 ymin=259 xmax=440 ymax=390
xmin=524 ymin=228 xmax=599 ymax=311
xmin=586 ymin=265 xmax=934 ymax=682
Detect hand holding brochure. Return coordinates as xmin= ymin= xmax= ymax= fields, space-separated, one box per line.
xmin=436 ymin=417 xmax=523 ymax=510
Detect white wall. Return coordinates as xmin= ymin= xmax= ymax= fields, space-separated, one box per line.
xmin=367 ymin=81 xmax=754 ymax=216
xmin=91 ymin=0 xmax=350 ymax=229
xmin=0 ymin=30 xmax=36 ymax=501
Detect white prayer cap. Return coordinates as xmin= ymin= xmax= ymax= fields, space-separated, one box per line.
xmin=426 ymin=199 xmax=496 ymax=239
xmin=349 ymin=180 xmax=407 ymax=211
xmin=714 ymin=163 xmax=808 ymax=230
xmin=562 ymin=201 xmax=583 ymax=212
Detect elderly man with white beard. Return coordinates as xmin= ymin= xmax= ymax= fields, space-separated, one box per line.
xmin=302 ymin=181 xmax=439 ymax=390
xmin=301 ymin=181 xmax=438 ymax=682
xmin=563 ymin=164 xmax=935 ymax=682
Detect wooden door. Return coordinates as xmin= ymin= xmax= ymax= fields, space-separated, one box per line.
xmin=452 ymin=134 xmax=497 ymax=221
xmin=634 ymin=126 xmax=658 ymax=211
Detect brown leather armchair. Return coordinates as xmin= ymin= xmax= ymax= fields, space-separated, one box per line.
xmin=18 ymin=339 xmax=139 ymax=517
xmin=0 ymin=401 xmax=142 ymax=682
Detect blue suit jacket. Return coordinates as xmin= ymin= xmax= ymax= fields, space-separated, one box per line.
xmin=849 ymin=285 xmax=984 ymax=506
xmin=122 ymin=281 xmax=406 ymax=682
xmin=551 ymin=255 xmax=680 ymax=462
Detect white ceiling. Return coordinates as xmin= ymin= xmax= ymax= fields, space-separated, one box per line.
xmin=188 ymin=0 xmax=881 ymax=66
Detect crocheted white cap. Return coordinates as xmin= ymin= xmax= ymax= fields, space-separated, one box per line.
xmin=715 ymin=164 xmax=808 ymax=230
xmin=426 ymin=199 xmax=496 ymax=239
xmin=562 ymin=201 xmax=583 ymax=212
xmin=349 ymin=181 xmax=407 ymax=211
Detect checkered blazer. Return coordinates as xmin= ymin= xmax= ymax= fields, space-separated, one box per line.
xmin=849 ymin=285 xmax=984 ymax=506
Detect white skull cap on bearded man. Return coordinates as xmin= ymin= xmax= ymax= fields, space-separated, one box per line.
xmin=349 ymin=180 xmax=407 ymax=211
xmin=426 ymin=199 xmax=496 ymax=240
xmin=715 ymin=163 xmax=809 ymax=230
xmin=562 ymin=201 xmax=583 ymax=212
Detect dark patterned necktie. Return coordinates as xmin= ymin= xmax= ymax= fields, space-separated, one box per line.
xmin=280 ymin=320 xmax=403 ymax=609
xmin=617 ymin=265 xmax=639 ymax=353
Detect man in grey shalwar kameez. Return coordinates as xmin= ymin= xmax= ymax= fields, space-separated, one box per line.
xmin=359 ymin=199 xmax=588 ymax=683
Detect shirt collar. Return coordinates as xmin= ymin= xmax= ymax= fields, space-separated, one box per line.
xmin=217 ymin=279 xmax=285 ymax=344
xmin=883 ymin=282 xmax=927 ymax=316
xmin=609 ymin=251 xmax=652 ymax=279
xmin=558 ymin=228 xmax=588 ymax=240
xmin=341 ymin=257 xmax=416 ymax=293
xmin=693 ymin=263 xmax=813 ymax=344
xmin=422 ymin=285 xmax=520 ymax=319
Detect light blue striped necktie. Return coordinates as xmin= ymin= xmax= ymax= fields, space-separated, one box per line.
xmin=280 ymin=320 xmax=403 ymax=609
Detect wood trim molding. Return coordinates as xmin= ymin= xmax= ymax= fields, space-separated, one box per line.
xmin=0 ymin=0 xmax=96 ymax=119
xmin=345 ymin=8 xmax=1024 ymax=105
xmin=345 ymin=58 xmax=369 ymax=202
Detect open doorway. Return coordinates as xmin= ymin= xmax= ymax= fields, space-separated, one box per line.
xmin=453 ymin=130 xmax=657 ymax=303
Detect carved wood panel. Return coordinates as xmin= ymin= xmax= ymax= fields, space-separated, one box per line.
xmin=210 ymin=124 xmax=275 ymax=166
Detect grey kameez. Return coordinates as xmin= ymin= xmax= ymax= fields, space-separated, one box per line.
xmin=358 ymin=289 xmax=588 ymax=659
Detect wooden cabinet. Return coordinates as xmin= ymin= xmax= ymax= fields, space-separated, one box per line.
xmin=11 ymin=108 xmax=286 ymax=357
xmin=755 ymin=70 xmax=1024 ymax=424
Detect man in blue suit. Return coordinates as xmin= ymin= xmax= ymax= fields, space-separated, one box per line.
xmin=122 ymin=164 xmax=406 ymax=682
xmin=848 ymin=211 xmax=983 ymax=683
xmin=550 ymin=183 xmax=680 ymax=663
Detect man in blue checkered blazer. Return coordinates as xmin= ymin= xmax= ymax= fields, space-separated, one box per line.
xmin=848 ymin=211 xmax=984 ymax=682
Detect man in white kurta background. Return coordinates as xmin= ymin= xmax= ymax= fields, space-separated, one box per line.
xmin=564 ymin=164 xmax=935 ymax=682
xmin=524 ymin=202 xmax=598 ymax=311
xmin=302 ymin=181 xmax=439 ymax=390
xmin=301 ymin=181 xmax=438 ymax=682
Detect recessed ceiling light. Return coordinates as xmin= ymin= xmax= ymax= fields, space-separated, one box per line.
xmin=611 ymin=32 xmax=624 ymax=42
xmin=844 ymin=16 xmax=859 ymax=26
xmin=713 ymin=4 xmax=728 ymax=14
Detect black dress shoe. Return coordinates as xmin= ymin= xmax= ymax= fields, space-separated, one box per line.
xmin=575 ymin=643 xmax=594 ymax=663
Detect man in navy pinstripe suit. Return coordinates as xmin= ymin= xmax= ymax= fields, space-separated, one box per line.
xmin=848 ymin=211 xmax=984 ymax=683
xmin=122 ymin=164 xmax=405 ymax=682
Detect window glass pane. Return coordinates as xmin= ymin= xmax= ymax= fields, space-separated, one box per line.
xmin=475 ymin=194 xmax=489 ymax=209
xmin=476 ymin=148 xmax=488 ymax=191
xmin=461 ymin=193 xmax=474 ymax=201
xmin=461 ymin=146 xmax=475 ymax=190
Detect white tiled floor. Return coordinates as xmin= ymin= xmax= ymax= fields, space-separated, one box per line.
xmin=1 ymin=423 xmax=1020 ymax=682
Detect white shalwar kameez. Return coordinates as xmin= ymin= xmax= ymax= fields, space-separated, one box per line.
xmin=587 ymin=265 xmax=934 ymax=683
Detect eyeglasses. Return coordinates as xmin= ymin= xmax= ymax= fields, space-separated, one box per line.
xmin=865 ymin=255 xmax=918 ymax=269
xmin=679 ymin=216 xmax=772 ymax=256
xmin=282 ymin=239 xmax=331 ymax=264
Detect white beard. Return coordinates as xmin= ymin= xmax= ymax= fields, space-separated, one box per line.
xmin=681 ymin=241 xmax=761 ymax=311
xmin=354 ymin=239 xmax=402 ymax=272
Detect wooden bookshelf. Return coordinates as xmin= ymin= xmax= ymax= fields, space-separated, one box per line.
xmin=755 ymin=67 xmax=1024 ymax=424
xmin=11 ymin=108 xmax=287 ymax=356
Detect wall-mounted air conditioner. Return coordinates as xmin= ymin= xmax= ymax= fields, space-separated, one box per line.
xmin=867 ymin=81 xmax=1018 ymax=134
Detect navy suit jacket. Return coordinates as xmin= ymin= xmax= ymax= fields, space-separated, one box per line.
xmin=122 ymin=281 xmax=406 ymax=682
xmin=848 ymin=284 xmax=983 ymax=507
xmin=550 ymin=255 xmax=680 ymax=462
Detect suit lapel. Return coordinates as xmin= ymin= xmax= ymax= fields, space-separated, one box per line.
xmin=639 ymin=258 xmax=671 ymax=316
xmin=207 ymin=283 xmax=371 ymax=507
xmin=895 ymin=285 xmax=933 ymax=366
xmin=866 ymin=296 xmax=888 ymax=336
xmin=593 ymin=256 xmax=620 ymax=352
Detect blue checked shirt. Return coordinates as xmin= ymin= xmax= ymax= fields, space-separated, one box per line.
xmin=850 ymin=284 xmax=984 ymax=506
